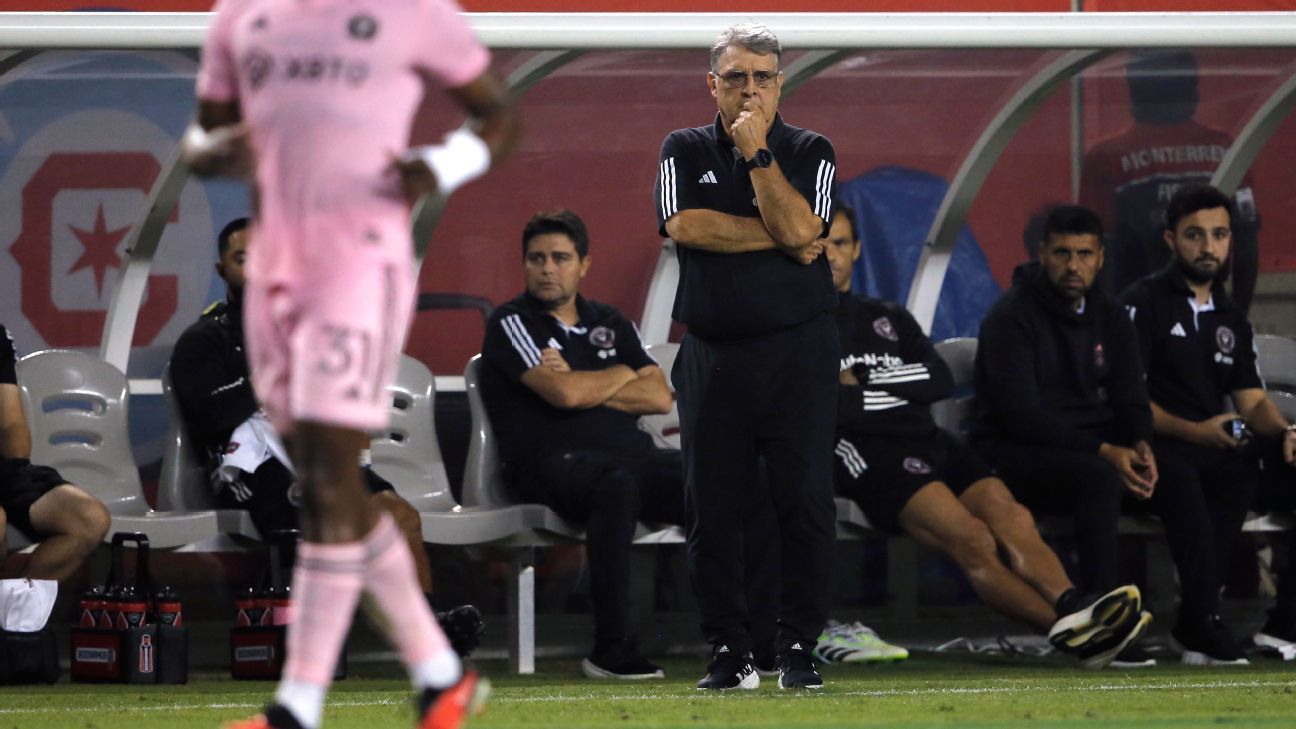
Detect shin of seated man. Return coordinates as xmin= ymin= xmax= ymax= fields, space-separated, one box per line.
xmin=0 ymin=324 xmax=111 ymax=583
xmin=824 ymin=208 xmax=1147 ymax=668
xmin=169 ymin=220 xmax=431 ymax=592
xmin=1121 ymin=184 xmax=1295 ymax=662
xmin=480 ymin=210 xmax=683 ymax=680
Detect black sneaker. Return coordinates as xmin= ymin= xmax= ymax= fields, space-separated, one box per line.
xmin=581 ymin=640 xmax=665 ymax=680
xmin=696 ymin=645 xmax=759 ymax=690
xmin=1254 ymin=618 xmax=1296 ymax=652
xmin=1048 ymin=585 xmax=1150 ymax=669
xmin=1108 ymin=642 xmax=1157 ymax=668
xmin=1174 ymin=615 xmax=1250 ymax=666
xmin=434 ymin=604 xmax=485 ymax=659
xmin=777 ymin=643 xmax=824 ymax=690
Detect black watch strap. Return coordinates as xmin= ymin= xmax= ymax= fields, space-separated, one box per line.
xmin=745 ymin=149 xmax=773 ymax=170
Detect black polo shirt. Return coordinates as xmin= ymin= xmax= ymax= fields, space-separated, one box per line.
xmin=1120 ymin=266 xmax=1262 ymax=423
xmin=480 ymin=292 xmax=658 ymax=466
xmin=0 ymin=325 xmax=15 ymax=386
xmin=654 ymin=113 xmax=838 ymax=342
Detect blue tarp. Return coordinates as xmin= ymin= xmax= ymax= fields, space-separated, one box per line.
xmin=838 ymin=166 xmax=1002 ymax=341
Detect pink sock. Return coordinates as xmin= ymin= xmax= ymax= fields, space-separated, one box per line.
xmin=280 ymin=540 xmax=366 ymax=688
xmin=362 ymin=513 xmax=457 ymax=686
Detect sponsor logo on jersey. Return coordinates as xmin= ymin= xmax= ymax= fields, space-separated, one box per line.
xmin=1216 ymin=325 xmax=1235 ymax=354
xmin=841 ymin=352 xmax=904 ymax=371
xmin=902 ymin=457 xmax=931 ymax=475
xmin=872 ymin=317 xmax=898 ymax=342
xmin=1170 ymin=322 xmax=1187 ymax=337
xmin=348 ymin=14 xmax=379 ymax=41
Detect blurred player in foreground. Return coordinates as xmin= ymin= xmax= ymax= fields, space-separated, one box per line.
xmin=183 ymin=0 xmax=518 ymax=727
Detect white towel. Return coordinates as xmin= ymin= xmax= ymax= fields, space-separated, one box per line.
xmin=0 ymin=578 xmax=57 ymax=632
xmin=218 ymin=411 xmax=295 ymax=484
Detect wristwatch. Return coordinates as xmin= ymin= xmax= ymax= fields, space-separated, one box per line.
xmin=745 ymin=148 xmax=773 ymax=170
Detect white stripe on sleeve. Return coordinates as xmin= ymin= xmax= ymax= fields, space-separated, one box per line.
xmin=501 ymin=314 xmax=542 ymax=368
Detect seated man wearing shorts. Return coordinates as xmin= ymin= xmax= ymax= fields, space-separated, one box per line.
xmin=823 ymin=205 xmax=1148 ymax=668
xmin=1 ymin=324 xmax=111 ymax=583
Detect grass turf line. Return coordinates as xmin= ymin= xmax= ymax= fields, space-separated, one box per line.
xmin=1 ymin=654 xmax=1295 ymax=728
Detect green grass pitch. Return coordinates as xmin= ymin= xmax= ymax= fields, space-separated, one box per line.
xmin=2 ymin=654 xmax=1295 ymax=728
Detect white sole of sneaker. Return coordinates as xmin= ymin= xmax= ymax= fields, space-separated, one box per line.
xmin=1180 ymin=650 xmax=1250 ymax=667
xmin=1081 ymin=610 xmax=1153 ymax=670
xmin=696 ymin=671 xmax=760 ymax=690
xmin=580 ymin=658 xmax=665 ymax=680
xmin=1107 ymin=658 xmax=1157 ymax=668
xmin=778 ymin=677 xmax=824 ymax=690
xmin=1050 ymin=585 xmax=1142 ymax=651
xmin=1253 ymin=632 xmax=1296 ymax=651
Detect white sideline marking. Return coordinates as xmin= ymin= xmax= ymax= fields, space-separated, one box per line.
xmin=1 ymin=679 xmax=1293 ymax=714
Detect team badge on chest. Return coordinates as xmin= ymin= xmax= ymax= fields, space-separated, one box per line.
xmin=1216 ymin=326 xmax=1235 ymax=354
xmin=1094 ymin=343 xmax=1105 ymax=368
xmin=872 ymin=317 xmax=898 ymax=342
xmin=903 ymin=457 xmax=932 ymax=475
xmin=590 ymin=326 xmax=615 ymax=349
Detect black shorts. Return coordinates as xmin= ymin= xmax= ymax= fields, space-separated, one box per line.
xmin=832 ymin=429 xmax=994 ymax=533
xmin=1 ymin=458 xmax=69 ymax=540
xmin=214 ymin=458 xmax=395 ymax=536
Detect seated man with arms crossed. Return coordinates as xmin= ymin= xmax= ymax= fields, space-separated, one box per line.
xmin=823 ymin=206 xmax=1148 ymax=668
xmin=171 ymin=219 xmax=480 ymax=656
xmin=480 ymin=210 xmax=682 ymax=680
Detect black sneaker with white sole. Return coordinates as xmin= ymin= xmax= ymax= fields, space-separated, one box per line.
xmin=696 ymin=645 xmax=759 ymax=690
xmin=1254 ymin=618 xmax=1296 ymax=654
xmin=1174 ymin=615 xmax=1250 ymax=666
xmin=581 ymin=640 xmax=665 ymax=680
xmin=1048 ymin=585 xmax=1148 ymax=669
xmin=777 ymin=643 xmax=824 ymax=690
xmin=1107 ymin=642 xmax=1158 ymax=668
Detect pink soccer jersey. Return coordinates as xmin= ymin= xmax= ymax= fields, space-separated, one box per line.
xmin=196 ymin=0 xmax=489 ymax=432
xmin=196 ymin=0 xmax=490 ymax=280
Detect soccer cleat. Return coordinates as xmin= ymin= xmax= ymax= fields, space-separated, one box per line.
xmin=435 ymin=604 xmax=486 ymax=659
xmin=696 ymin=645 xmax=760 ymax=690
xmin=581 ymin=640 xmax=665 ymax=680
xmin=418 ymin=670 xmax=489 ymax=729
xmin=224 ymin=705 xmax=305 ymax=729
xmin=777 ymin=643 xmax=824 ymax=690
xmin=813 ymin=620 xmax=909 ymax=663
xmin=1175 ymin=615 xmax=1250 ymax=666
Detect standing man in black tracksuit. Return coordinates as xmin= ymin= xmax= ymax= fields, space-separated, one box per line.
xmin=654 ymin=23 xmax=838 ymax=691
xmin=823 ymin=206 xmax=1149 ymax=669
xmin=1121 ymin=184 xmax=1293 ymax=663
xmin=973 ymin=206 xmax=1157 ymax=646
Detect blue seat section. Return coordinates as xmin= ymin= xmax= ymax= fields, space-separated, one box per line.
xmin=838 ymin=166 xmax=1002 ymax=340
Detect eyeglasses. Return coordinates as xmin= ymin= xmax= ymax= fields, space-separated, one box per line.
xmin=713 ymin=69 xmax=780 ymax=89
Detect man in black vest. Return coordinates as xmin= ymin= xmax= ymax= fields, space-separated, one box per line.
xmin=654 ymin=23 xmax=838 ymax=690
xmin=1121 ymin=184 xmax=1292 ymax=663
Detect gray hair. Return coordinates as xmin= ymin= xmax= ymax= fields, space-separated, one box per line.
xmin=710 ymin=23 xmax=782 ymax=71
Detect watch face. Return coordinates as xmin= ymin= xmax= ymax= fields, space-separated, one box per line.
xmin=749 ymin=149 xmax=773 ymax=169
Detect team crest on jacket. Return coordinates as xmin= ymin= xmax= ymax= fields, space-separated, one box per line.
xmin=902 ymin=457 xmax=931 ymax=475
xmin=872 ymin=317 xmax=898 ymax=342
xmin=1216 ymin=326 xmax=1235 ymax=354
xmin=589 ymin=326 xmax=615 ymax=349
xmin=1094 ymin=343 xmax=1105 ymax=368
